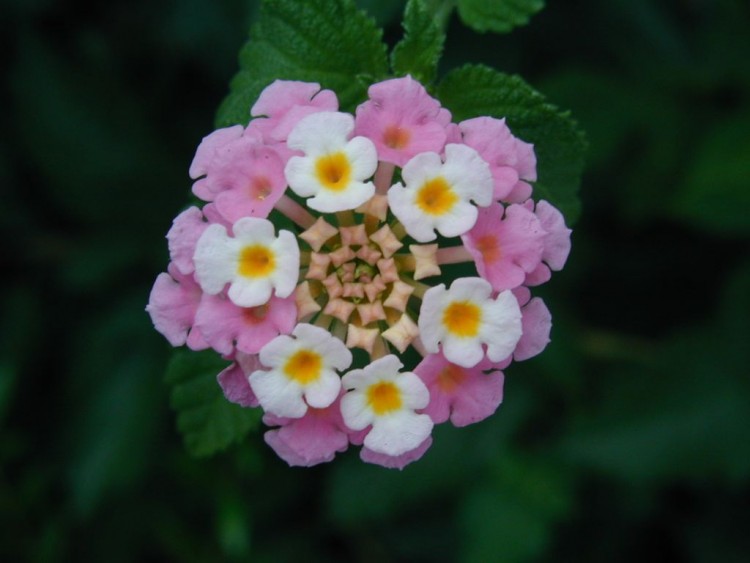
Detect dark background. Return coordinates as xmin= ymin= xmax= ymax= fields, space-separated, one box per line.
xmin=2 ymin=0 xmax=749 ymax=561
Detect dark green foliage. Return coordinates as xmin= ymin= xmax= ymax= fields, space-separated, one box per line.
xmin=391 ymin=0 xmax=445 ymax=84
xmin=456 ymin=0 xmax=544 ymax=34
xmin=2 ymin=0 xmax=750 ymax=561
xmin=216 ymin=0 xmax=389 ymax=126
xmin=438 ymin=65 xmax=587 ymax=222
xmin=166 ymin=350 xmax=261 ymax=457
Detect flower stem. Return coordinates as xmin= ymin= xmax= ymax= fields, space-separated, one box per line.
xmin=436 ymin=245 xmax=473 ymax=265
xmin=374 ymin=161 xmax=395 ymax=194
xmin=275 ymin=195 xmax=316 ymax=228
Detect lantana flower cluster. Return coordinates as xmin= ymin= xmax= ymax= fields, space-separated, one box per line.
xmin=147 ymin=76 xmax=571 ymax=469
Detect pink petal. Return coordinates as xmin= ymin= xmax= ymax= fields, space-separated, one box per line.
xmin=535 ymin=200 xmax=572 ymax=271
xmin=514 ymin=297 xmax=552 ymax=361
xmin=189 ymin=125 xmax=244 ymax=179
xmin=167 ymin=206 xmax=208 ymax=275
xmin=360 ymin=436 xmax=433 ymax=469
xmin=217 ymin=360 xmax=259 ymax=407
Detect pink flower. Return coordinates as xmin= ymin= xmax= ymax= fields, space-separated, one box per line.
xmin=515 ymin=294 xmax=552 ymax=361
xmin=462 ymin=202 xmax=546 ymax=292
xmin=458 ymin=117 xmax=537 ymax=202
xmin=262 ymin=394 xmax=350 ymax=467
xmin=146 ymin=263 xmax=208 ymax=350
xmin=414 ymin=352 xmax=505 ymax=427
xmin=354 ymin=76 xmax=452 ymax=167
xmin=360 ymin=436 xmax=432 ymax=469
xmin=167 ymin=206 xmax=209 ymax=275
xmin=189 ymin=125 xmax=245 ymax=200
xmin=523 ymin=199 xmax=572 ymax=286
xmin=250 ymin=80 xmax=339 ymax=143
xmin=217 ymin=353 xmax=261 ymax=408
xmin=194 ymin=293 xmax=297 ymax=356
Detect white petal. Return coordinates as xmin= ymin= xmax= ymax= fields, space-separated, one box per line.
xmin=287 ymin=111 xmax=353 ymax=154
xmin=442 ymin=144 xmax=493 ymax=206
xmin=417 ymin=284 xmax=447 ymax=353
xmin=345 ymin=136 xmax=378 ymax=180
xmin=397 ymin=372 xmax=430 ymax=410
xmin=270 ymin=230 xmax=300 ymax=298
xmin=442 ymin=335 xmax=484 ymax=368
xmin=401 ymin=151 xmax=443 ymax=187
xmin=304 ymin=369 xmax=341 ymax=408
xmin=387 ymin=183 xmax=437 ymax=242
xmin=285 ymin=156 xmax=320 ymax=197
xmin=249 ymin=369 xmax=307 ymax=418
xmin=434 ymin=200 xmax=477 ymax=238
xmin=364 ymin=411 xmax=433 ymax=457
xmin=481 ymin=290 xmax=523 ymax=361
xmin=449 ymin=277 xmax=493 ymax=302
xmin=259 ymin=334 xmax=296 ymax=368
xmin=193 ymin=224 xmax=237 ymax=294
xmin=228 ymin=277 xmax=273 ymax=308
xmin=307 ymin=180 xmax=375 ymax=213
xmin=232 ymin=217 xmax=276 ymax=241
xmin=340 ymin=390 xmax=374 ymax=430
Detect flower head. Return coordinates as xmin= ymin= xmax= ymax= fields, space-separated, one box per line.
xmin=149 ymin=77 xmax=571 ymax=468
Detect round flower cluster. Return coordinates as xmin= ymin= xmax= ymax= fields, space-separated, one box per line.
xmin=147 ymin=76 xmax=571 ymax=469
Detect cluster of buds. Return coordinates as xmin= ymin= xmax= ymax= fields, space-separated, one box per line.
xmin=147 ymin=76 xmax=571 ymax=468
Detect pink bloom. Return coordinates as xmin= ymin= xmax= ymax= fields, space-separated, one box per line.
xmin=523 ymin=199 xmax=573 ymax=286
xmin=146 ymin=263 xmax=207 ymax=350
xmin=516 ymin=295 xmax=552 ymax=361
xmin=414 ymin=352 xmax=505 ymax=427
xmin=262 ymin=394 xmax=350 ymax=467
xmin=354 ymin=76 xmax=452 ymax=167
xmin=167 ymin=206 xmax=208 ymax=275
xmin=194 ymin=293 xmax=297 ymax=356
xmin=458 ymin=117 xmax=537 ymax=202
xmin=360 ymin=436 xmax=432 ymax=469
xmin=250 ymin=80 xmax=339 ymax=143
xmin=462 ymin=202 xmax=546 ymax=292
xmin=189 ymin=125 xmax=245 ymax=200
xmin=217 ymin=353 xmax=261 ymax=408
xmin=196 ymin=136 xmax=288 ymax=223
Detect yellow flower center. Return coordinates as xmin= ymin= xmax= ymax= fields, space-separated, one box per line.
xmin=442 ymin=301 xmax=482 ymax=337
xmin=416 ymin=177 xmax=457 ymax=216
xmin=367 ymin=381 xmax=402 ymax=415
xmin=283 ymin=349 xmax=323 ymax=384
xmin=237 ymin=245 xmax=275 ymax=277
xmin=316 ymin=152 xmax=352 ymax=191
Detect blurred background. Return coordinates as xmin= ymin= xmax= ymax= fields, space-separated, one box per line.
xmin=2 ymin=0 xmax=749 ymax=561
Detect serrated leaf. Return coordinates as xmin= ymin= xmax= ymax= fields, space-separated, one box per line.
xmin=165 ymin=350 xmax=261 ymax=457
xmin=216 ymin=0 xmax=389 ymax=127
xmin=437 ymin=65 xmax=586 ymax=221
xmin=391 ymin=0 xmax=445 ymax=84
xmin=457 ymin=0 xmax=544 ymax=34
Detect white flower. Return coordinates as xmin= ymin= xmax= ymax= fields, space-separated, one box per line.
xmin=340 ymin=355 xmax=433 ymax=457
xmin=285 ymin=111 xmax=377 ymax=212
xmin=193 ymin=217 xmax=299 ymax=307
xmin=249 ymin=324 xmax=353 ymax=418
xmin=418 ymin=277 xmax=522 ymax=368
xmin=387 ymin=143 xmax=493 ymax=242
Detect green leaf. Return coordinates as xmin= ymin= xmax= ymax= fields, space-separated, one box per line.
xmin=216 ymin=0 xmax=389 ymax=127
xmin=165 ymin=350 xmax=261 ymax=457
xmin=456 ymin=0 xmax=544 ymax=34
xmin=391 ymin=0 xmax=445 ymax=84
xmin=437 ymin=65 xmax=586 ymax=221
xmin=671 ymin=111 xmax=750 ymax=236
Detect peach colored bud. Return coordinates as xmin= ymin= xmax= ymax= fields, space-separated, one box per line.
xmin=357 ymin=301 xmax=387 ymax=325
xmin=356 ymin=245 xmax=382 ymax=265
xmin=329 ymin=245 xmax=356 ymax=267
xmin=295 ymin=281 xmax=321 ymax=319
xmin=339 ymin=224 xmax=368 ymax=247
xmin=410 ymin=244 xmax=441 ymax=280
xmin=321 ymin=273 xmax=343 ymax=299
xmin=355 ymin=193 xmax=388 ymax=220
xmin=306 ymin=252 xmax=331 ymax=280
xmin=299 ymin=216 xmax=338 ymax=251
xmin=345 ymin=324 xmax=380 ymax=354
xmin=383 ymin=280 xmax=415 ymax=312
xmin=343 ymin=282 xmax=365 ymax=299
xmin=382 ymin=313 xmax=419 ymax=353
xmin=323 ymin=298 xmax=356 ymax=323
xmin=377 ymin=257 xmax=399 ymax=283
xmin=370 ymin=225 xmax=403 ymax=258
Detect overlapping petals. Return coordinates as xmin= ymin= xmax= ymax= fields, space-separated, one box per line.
xmin=148 ymin=76 xmax=571 ymax=469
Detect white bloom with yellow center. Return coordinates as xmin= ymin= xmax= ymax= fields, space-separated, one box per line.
xmin=285 ymin=111 xmax=377 ymax=213
xmin=419 ymin=277 xmax=522 ymax=368
xmin=193 ymin=217 xmax=299 ymax=308
xmin=340 ymin=355 xmax=433 ymax=457
xmin=249 ymin=323 xmax=353 ymax=418
xmin=387 ymin=143 xmax=493 ymax=242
